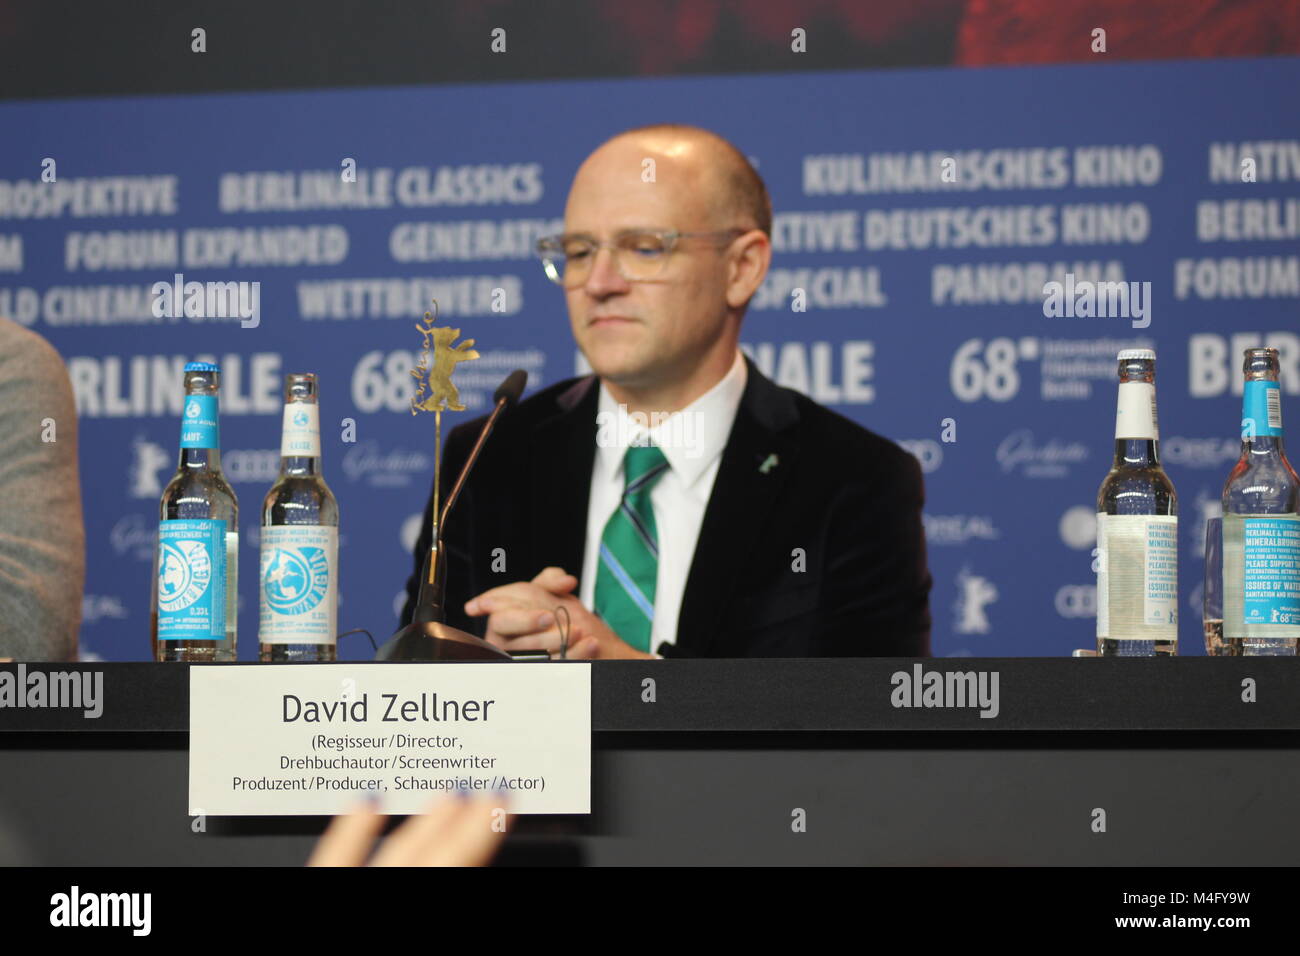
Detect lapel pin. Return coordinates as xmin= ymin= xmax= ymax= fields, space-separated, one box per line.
xmin=759 ymin=453 xmax=779 ymax=474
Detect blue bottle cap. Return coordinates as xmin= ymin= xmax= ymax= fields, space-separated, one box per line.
xmin=184 ymin=361 xmax=220 ymax=373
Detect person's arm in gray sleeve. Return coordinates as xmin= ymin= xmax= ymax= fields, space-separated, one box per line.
xmin=0 ymin=319 xmax=84 ymax=660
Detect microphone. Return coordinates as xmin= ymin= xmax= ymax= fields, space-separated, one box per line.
xmin=374 ymin=369 xmax=528 ymax=661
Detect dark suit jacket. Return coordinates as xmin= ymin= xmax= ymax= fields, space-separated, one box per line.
xmin=400 ymin=355 xmax=931 ymax=656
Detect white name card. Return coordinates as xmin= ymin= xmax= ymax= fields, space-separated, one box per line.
xmin=188 ymin=663 xmax=590 ymax=815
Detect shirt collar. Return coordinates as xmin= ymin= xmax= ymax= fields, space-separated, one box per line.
xmin=595 ymin=349 xmax=748 ymax=491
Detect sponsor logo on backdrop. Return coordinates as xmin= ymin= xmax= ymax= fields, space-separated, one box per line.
xmin=111 ymin=514 xmax=156 ymax=561
xmin=1058 ymin=505 xmax=1097 ymax=550
xmin=81 ymin=594 xmax=128 ymax=624
xmin=996 ymin=429 xmax=1089 ymax=478
xmin=923 ymin=514 xmax=999 ymax=545
xmin=897 ymin=439 xmax=943 ymax=474
xmin=954 ymin=565 xmax=998 ymax=635
xmin=341 ymin=442 xmax=431 ymax=488
xmin=129 ymin=435 xmax=170 ymax=498
xmin=1161 ymin=436 xmax=1240 ymax=468
xmin=1055 ymin=584 xmax=1096 ymax=618
xmin=223 ymin=449 xmax=280 ymax=484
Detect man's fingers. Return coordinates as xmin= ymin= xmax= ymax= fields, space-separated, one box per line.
xmin=483 ymin=606 xmax=554 ymax=639
xmin=424 ymin=796 xmax=508 ymax=867
xmin=370 ymin=797 xmax=463 ymax=867
xmin=566 ymin=636 xmax=601 ymax=660
xmin=306 ymin=799 xmax=386 ymax=866
xmin=531 ymin=566 xmax=578 ymax=593
xmin=465 ymin=582 xmax=554 ymax=616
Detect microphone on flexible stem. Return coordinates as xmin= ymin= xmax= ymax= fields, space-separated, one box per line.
xmin=374 ymin=369 xmax=528 ymax=661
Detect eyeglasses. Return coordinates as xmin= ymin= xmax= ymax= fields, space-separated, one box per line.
xmin=535 ymin=228 xmax=747 ymax=288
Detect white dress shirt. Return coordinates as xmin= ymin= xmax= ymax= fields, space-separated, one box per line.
xmin=579 ymin=349 xmax=748 ymax=652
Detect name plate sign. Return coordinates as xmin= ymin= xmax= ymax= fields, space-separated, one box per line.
xmin=189 ymin=663 xmax=590 ymax=815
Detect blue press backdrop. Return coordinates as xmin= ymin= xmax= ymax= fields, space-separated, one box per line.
xmin=1 ymin=57 xmax=1297 ymax=659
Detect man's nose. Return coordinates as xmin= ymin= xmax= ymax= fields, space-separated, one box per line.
xmin=582 ymin=245 xmax=629 ymax=295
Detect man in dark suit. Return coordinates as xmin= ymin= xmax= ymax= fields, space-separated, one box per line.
xmin=400 ymin=124 xmax=930 ymax=658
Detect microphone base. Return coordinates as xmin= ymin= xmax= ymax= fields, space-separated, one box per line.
xmin=374 ymin=620 xmax=512 ymax=662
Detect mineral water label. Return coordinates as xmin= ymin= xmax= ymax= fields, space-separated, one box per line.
xmin=259 ymin=525 xmax=337 ymax=644
xmin=179 ymin=395 xmax=219 ymax=448
xmin=1114 ymin=381 xmax=1158 ymax=440
xmin=1096 ymin=514 xmax=1178 ymax=639
xmin=226 ymin=531 xmax=239 ymax=642
xmin=1243 ymin=381 xmax=1282 ymax=437
xmin=157 ymin=519 xmax=227 ymax=640
xmin=1241 ymin=516 xmax=1300 ymax=627
xmin=280 ymin=403 xmax=321 ymax=458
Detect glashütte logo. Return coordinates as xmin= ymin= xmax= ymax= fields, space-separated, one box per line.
xmin=342 ymin=441 xmax=431 ymax=488
xmin=49 ymin=886 xmax=150 ymax=936
xmin=111 ymin=514 xmax=155 ymax=561
xmin=996 ymin=429 xmax=1089 ymax=478
xmin=890 ymin=664 xmax=1000 ymax=718
xmin=82 ymin=595 xmax=128 ymax=624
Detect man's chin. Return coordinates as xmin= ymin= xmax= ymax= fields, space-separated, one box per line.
xmin=584 ymin=355 xmax=657 ymax=389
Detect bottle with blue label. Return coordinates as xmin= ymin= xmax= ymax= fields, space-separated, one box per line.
xmin=1222 ymin=347 xmax=1300 ymax=656
xmin=151 ymin=361 xmax=239 ymax=662
xmin=259 ymin=373 xmax=339 ymax=661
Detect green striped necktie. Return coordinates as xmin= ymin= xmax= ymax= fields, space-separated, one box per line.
xmin=593 ymin=443 xmax=669 ymax=652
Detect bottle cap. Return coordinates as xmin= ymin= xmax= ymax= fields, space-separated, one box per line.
xmin=1117 ymin=349 xmax=1155 ymax=361
xmin=184 ymin=361 xmax=220 ymax=373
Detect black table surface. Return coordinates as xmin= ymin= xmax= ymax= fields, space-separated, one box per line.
xmin=1 ymin=658 xmax=1296 ymax=734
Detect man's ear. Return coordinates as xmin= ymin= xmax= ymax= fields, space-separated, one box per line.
xmin=725 ymin=230 xmax=771 ymax=310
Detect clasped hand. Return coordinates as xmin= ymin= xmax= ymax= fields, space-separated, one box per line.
xmin=464 ymin=567 xmax=653 ymax=660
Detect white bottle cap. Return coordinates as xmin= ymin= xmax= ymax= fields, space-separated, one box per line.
xmin=1118 ymin=348 xmax=1156 ymax=361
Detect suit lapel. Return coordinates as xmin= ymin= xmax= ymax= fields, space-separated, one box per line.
xmin=674 ymin=357 xmax=800 ymax=656
xmin=529 ymin=375 xmax=598 ymax=582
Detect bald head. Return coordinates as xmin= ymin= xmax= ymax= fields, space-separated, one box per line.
xmin=560 ymin=123 xmax=773 ymax=413
xmin=572 ymin=124 xmax=771 ymax=237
